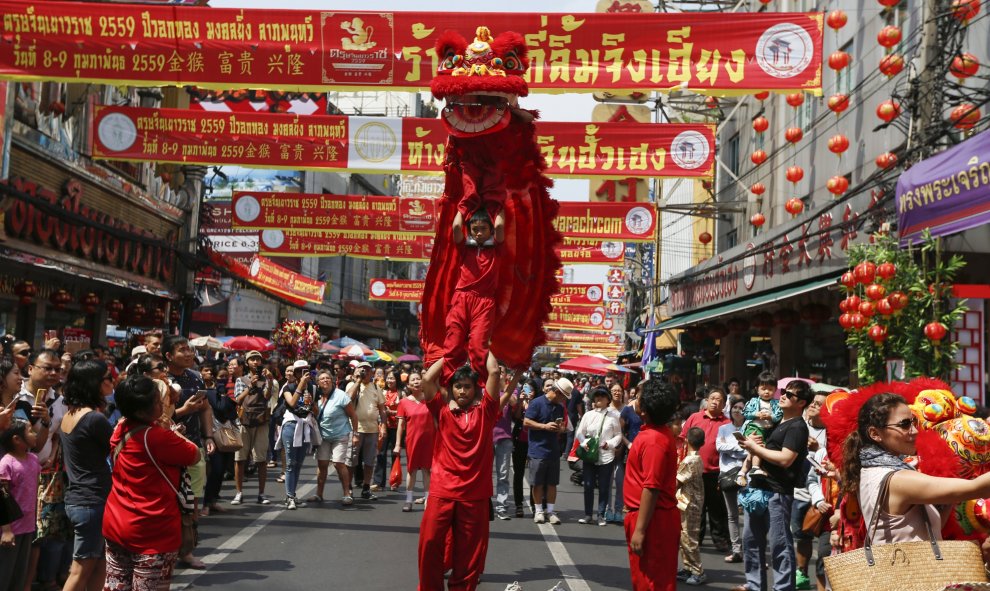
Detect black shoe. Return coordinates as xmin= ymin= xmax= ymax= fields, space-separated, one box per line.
xmin=361 ymin=488 xmax=377 ymax=500
xmin=725 ymin=552 xmax=743 ymax=563
xmin=677 ymin=569 xmax=691 ymax=582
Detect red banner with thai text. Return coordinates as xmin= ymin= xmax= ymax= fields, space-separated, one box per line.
xmin=557 ymin=241 xmax=625 ymax=265
xmin=0 ymin=2 xmax=823 ymax=94
xmin=208 ymin=251 xmax=325 ymax=305
xmin=545 ymin=307 xmax=616 ymax=332
xmin=91 ymin=106 xmax=715 ymax=179
xmin=550 ymin=284 xmax=604 ymax=307
xmin=368 ymin=279 xmax=424 ymax=302
xmin=546 ymin=331 xmax=621 ymax=345
xmin=257 ymin=229 xmax=434 ymax=261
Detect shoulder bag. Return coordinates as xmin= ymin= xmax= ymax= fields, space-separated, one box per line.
xmin=824 ymin=471 xmax=987 ymax=591
xmin=141 ymin=428 xmax=198 ymax=554
xmin=576 ymin=411 xmax=607 ymax=465
xmin=0 ymin=480 xmax=22 ymax=526
xmin=212 ymin=417 xmax=243 ymax=453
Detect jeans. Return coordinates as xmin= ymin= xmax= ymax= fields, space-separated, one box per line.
xmin=204 ymin=450 xmax=228 ymax=506
xmin=493 ymin=438 xmax=513 ymax=511
xmin=743 ymin=492 xmax=795 ymax=591
xmin=512 ymin=439 xmax=528 ymax=509
xmin=583 ymin=460 xmax=615 ymax=517
xmin=281 ymin=421 xmax=309 ymax=499
xmin=374 ymin=427 xmax=398 ymax=488
xmin=723 ymin=487 xmax=743 ymax=555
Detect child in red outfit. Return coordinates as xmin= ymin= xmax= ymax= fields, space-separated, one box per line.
xmin=623 ymin=379 xmax=682 ymax=591
xmin=418 ymin=353 xmax=519 ymax=591
xmin=440 ymin=210 xmax=502 ymax=387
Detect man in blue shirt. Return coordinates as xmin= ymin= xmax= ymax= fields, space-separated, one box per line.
xmin=523 ymin=377 xmax=573 ymax=525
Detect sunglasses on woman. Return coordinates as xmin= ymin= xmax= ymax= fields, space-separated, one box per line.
xmin=885 ymin=417 xmax=919 ymax=431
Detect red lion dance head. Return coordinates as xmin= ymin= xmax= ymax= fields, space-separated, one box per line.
xmin=430 ymin=26 xmax=530 ymax=137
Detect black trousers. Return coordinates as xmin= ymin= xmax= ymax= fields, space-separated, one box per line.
xmin=512 ymin=439 xmax=528 ymax=509
xmin=373 ymin=427 xmax=398 ymax=488
xmin=699 ymin=470 xmax=730 ymax=548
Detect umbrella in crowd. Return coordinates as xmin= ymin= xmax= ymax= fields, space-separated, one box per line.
xmin=225 ymin=335 xmax=275 ymax=352
xmin=558 ymin=354 xmax=614 ymax=376
xmin=342 ymin=344 xmax=367 ymax=358
xmin=321 ymin=342 xmax=341 ymax=353
xmin=189 ymin=336 xmax=225 ymax=351
xmin=396 ymin=353 xmax=421 ymax=362
xmin=373 ymin=350 xmax=394 ymax=362
xmin=327 ymin=336 xmax=373 ymax=355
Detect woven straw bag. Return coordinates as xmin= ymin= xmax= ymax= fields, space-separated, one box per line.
xmin=825 ymin=471 xmax=988 ymax=591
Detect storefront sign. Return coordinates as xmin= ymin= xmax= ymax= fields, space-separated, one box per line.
xmin=231 ymin=192 xmax=438 ymax=235
xmin=554 ymin=202 xmax=657 ymax=242
xmin=550 ymin=284 xmax=604 ymax=307
xmin=258 ymin=229 xmax=434 ymax=261
xmin=667 ymin=189 xmax=877 ymax=315
xmin=897 ymin=128 xmax=990 ymax=245
xmin=4 ymin=176 xmax=176 ymax=282
xmin=200 ymin=199 xmax=258 ymax=254
xmin=227 ymin=290 xmax=279 ymax=332
xmin=546 ymin=330 xmax=620 ymax=344
xmin=92 ymin=106 xmax=715 ymax=179
xmin=368 ymin=278 xmax=423 ymax=302
xmin=558 ymin=240 xmax=625 ymax=265
xmin=0 ymin=3 xmax=823 ymax=93
xmin=545 ymin=306 xmax=615 ymax=332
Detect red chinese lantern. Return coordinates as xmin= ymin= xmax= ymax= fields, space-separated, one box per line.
xmin=879 ymin=54 xmax=905 ymax=77
xmin=14 ymin=281 xmax=38 ymax=306
xmin=951 ymin=0 xmax=981 ymax=22
xmin=951 ymin=53 xmax=980 ymax=79
xmin=827 ymin=175 xmax=850 ymax=195
xmin=826 ymin=9 xmax=848 ymax=29
xmin=130 ymin=303 xmax=147 ymax=324
xmin=829 ymin=51 xmax=851 ymax=71
xmin=751 ymin=213 xmax=766 ymax=228
xmin=839 ymin=298 xmax=852 ymax=313
xmin=706 ymin=323 xmax=729 ymax=339
xmin=152 ymin=307 xmax=166 ymax=326
xmin=751 ymin=150 xmax=768 ymax=165
xmin=878 ymin=0 xmax=900 ymax=6
xmin=81 ymin=292 xmax=101 ymax=314
xmin=50 ymin=289 xmax=72 ymax=311
xmin=785 ymin=127 xmax=804 ymax=144
xmin=828 ymin=94 xmax=850 ymax=114
xmin=854 ymin=261 xmax=877 ymax=284
xmin=170 ymin=309 xmax=181 ymax=325
xmin=750 ymin=182 xmax=767 ymax=196
xmin=877 ymin=26 xmax=902 ymax=48
xmin=840 ymin=272 xmax=857 ymax=289
xmin=786 ymin=93 xmax=805 ymax=108
xmin=877 ymin=262 xmax=897 ymax=280
xmin=754 ymin=91 xmax=770 ymax=101
xmin=785 ymin=198 xmax=805 ymax=216
xmin=850 ymin=312 xmax=869 ymax=330
xmin=786 ymin=166 xmax=805 ymax=183
xmin=868 ymin=324 xmax=889 ymax=343
xmin=877 ymin=99 xmax=902 ymax=123
xmin=839 ymin=313 xmax=855 ymax=330
xmin=774 ymin=309 xmax=799 ymax=327
xmin=888 ymin=291 xmax=909 ymax=310
xmin=950 ymin=103 xmax=981 ymax=130
xmin=751 ymin=312 xmax=773 ymax=330
xmin=859 ymin=301 xmax=876 ymax=317
xmin=705 ymin=96 xmax=719 ymax=109
xmin=876 ymin=152 xmax=898 ymax=169
xmin=846 ymin=295 xmax=863 ymax=310
xmin=924 ymin=321 xmax=948 ymax=341
xmin=876 ymin=298 xmax=894 ymax=316
xmin=752 ymin=116 xmax=769 ymax=133
xmin=699 ymin=231 xmax=713 ymax=245
xmin=828 ymin=134 xmax=850 ymax=154
xmin=865 ymin=283 xmax=887 ymax=301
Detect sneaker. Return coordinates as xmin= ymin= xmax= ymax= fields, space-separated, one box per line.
xmin=598 ymin=517 xmax=607 ymax=527
xmin=257 ymin=495 xmax=270 ymax=505
xmin=286 ymin=497 xmax=297 ymax=510
xmin=515 ymin=506 xmax=524 ymax=518
xmin=361 ymin=489 xmax=378 ymax=500
xmin=677 ymin=569 xmax=691 ymax=582
xmin=795 ymin=570 xmax=811 ymax=590
xmin=402 ymin=502 xmax=412 ymax=512
xmin=534 ymin=511 xmax=546 ymax=524
xmin=577 ymin=515 xmax=593 ymax=524
xmin=341 ymin=495 xmax=354 ymax=506
xmin=369 ymin=484 xmax=382 ymax=492
xmin=547 ymin=512 xmax=561 ymax=525
xmin=504 ymin=582 xmax=523 ymax=591
xmin=496 ymin=509 xmax=511 ymax=521
xmin=547 ymin=582 xmax=568 ymax=591
xmin=230 ymin=492 xmax=243 ymax=505
xmin=725 ymin=552 xmax=743 ymax=563
xmin=685 ymin=573 xmax=708 ymax=586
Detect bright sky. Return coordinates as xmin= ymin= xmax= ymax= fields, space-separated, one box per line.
xmin=209 ymin=0 xmax=608 ymax=282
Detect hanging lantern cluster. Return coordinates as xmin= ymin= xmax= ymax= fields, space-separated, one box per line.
xmin=107 ymin=299 xmax=124 ymax=323
xmin=14 ymin=281 xmax=38 ymax=306
xmin=837 ymin=260 xmax=911 ymax=343
xmin=81 ymin=292 xmax=101 ymax=315
xmin=879 ymin=54 xmax=905 ymax=77
xmin=828 ymin=94 xmax=850 ymax=115
xmin=951 ymin=0 xmax=981 ymax=23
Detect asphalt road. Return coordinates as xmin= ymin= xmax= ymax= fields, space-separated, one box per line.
xmin=170 ymin=463 xmax=748 ymax=591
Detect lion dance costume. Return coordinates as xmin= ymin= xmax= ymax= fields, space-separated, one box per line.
xmin=419 ymin=26 xmax=562 ymax=386
xmin=821 ymin=378 xmax=990 ymax=555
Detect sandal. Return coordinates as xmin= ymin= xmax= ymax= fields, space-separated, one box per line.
xmin=276 ymin=474 xmax=286 ymax=483
xmin=341 ymin=495 xmax=353 ymax=506
xmin=307 ymin=495 xmax=324 ymax=503
xmin=178 ymin=555 xmax=206 ymax=569
xmin=414 ymin=497 xmax=426 ymax=504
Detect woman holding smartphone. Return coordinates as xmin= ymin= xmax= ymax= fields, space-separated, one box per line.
xmin=280 ymin=360 xmax=319 ymax=509
xmin=715 ymin=395 xmax=747 ymax=563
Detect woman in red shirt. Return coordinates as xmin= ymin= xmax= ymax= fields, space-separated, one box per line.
xmin=104 ymin=375 xmax=200 ymax=591
xmin=373 ymin=370 xmax=403 ymax=492
xmin=393 ymin=370 xmax=436 ymax=511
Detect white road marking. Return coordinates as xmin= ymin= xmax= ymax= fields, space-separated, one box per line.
xmin=536 ymin=523 xmax=593 ymax=591
xmin=170 ymin=482 xmax=315 ymax=591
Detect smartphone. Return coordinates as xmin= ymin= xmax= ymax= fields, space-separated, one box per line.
xmin=554 ymin=417 xmax=564 ymax=427
xmin=190 ymin=390 xmax=207 ymax=403
xmin=807 ymin=455 xmax=825 ymax=473
xmin=35 ymin=388 xmax=47 ymax=406
xmin=732 ymin=431 xmax=747 ymax=442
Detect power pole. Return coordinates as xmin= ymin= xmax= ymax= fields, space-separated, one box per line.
xmin=909 ymin=0 xmax=946 ymax=159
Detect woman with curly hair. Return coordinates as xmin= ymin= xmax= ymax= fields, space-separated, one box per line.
xmin=841 ymin=392 xmax=990 ymax=544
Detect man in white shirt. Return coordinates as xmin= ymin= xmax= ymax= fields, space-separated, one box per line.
xmin=346 ymin=361 xmax=386 ymax=500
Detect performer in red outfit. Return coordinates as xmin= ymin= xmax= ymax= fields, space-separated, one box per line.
xmin=623 ymin=379 xmax=682 ymax=591
xmin=440 ymin=211 xmax=500 ymax=386
xmin=420 ymin=25 xmax=562 ymax=379
xmin=417 ymin=353 xmax=520 ymax=591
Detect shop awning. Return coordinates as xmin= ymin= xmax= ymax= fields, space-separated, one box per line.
xmin=648 ymin=276 xmax=839 ymax=332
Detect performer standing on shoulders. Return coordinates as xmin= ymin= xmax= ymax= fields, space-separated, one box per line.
xmin=417 ymin=352 xmax=520 ymax=591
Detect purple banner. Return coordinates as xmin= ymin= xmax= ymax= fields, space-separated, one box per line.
xmin=898 ymin=128 xmax=990 ymax=245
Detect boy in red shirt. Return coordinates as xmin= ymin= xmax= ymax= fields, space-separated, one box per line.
xmin=441 ymin=210 xmax=502 ymax=388
xmin=418 ymin=352 xmax=519 ymax=591
xmin=623 ymin=379 xmax=682 ymax=591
